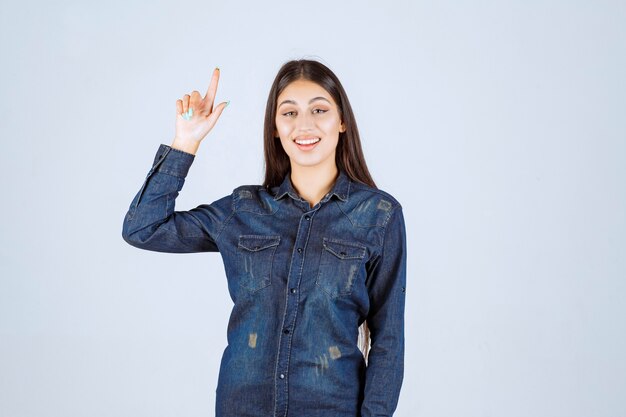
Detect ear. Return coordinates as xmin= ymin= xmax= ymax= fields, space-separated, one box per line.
xmin=340 ymin=122 xmax=346 ymax=133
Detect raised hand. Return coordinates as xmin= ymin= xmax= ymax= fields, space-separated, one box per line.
xmin=172 ymin=67 xmax=229 ymax=154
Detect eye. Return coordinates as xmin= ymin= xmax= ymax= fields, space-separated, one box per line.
xmin=313 ymin=109 xmax=327 ymax=114
xmin=282 ymin=111 xmax=295 ymax=117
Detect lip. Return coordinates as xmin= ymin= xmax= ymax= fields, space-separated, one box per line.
xmin=293 ymin=136 xmax=321 ymax=151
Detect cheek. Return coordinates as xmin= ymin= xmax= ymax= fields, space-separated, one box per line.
xmin=280 ymin=140 xmax=290 ymax=153
xmin=318 ymin=115 xmax=342 ymax=132
xmin=278 ymin=135 xmax=293 ymax=151
xmin=275 ymin=120 xmax=293 ymax=137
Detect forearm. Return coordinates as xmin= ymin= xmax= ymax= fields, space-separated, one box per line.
xmin=121 ymin=144 xmax=202 ymax=252
xmin=361 ymin=333 xmax=405 ymax=417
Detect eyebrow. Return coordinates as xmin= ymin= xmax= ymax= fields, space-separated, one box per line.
xmin=277 ymin=96 xmax=331 ymax=108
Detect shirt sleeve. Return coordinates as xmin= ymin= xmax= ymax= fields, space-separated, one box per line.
xmin=361 ymin=204 xmax=407 ymax=417
xmin=121 ymin=143 xmax=234 ymax=253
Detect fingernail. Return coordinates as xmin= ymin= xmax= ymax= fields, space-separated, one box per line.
xmin=216 ymin=66 xmax=220 ymax=71
xmin=225 ymin=100 xmax=230 ymax=107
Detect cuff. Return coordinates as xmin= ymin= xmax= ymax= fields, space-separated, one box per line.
xmin=152 ymin=143 xmax=195 ymax=178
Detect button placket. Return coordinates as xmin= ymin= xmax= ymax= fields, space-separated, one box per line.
xmin=273 ymin=208 xmax=317 ymax=416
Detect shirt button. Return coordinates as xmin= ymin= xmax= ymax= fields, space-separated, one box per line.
xmin=283 ymin=328 xmax=290 ymax=334
xmin=297 ymin=247 xmax=302 ymax=253
xmin=279 ymin=373 xmax=285 ymax=379
xmin=304 ymin=215 xmax=310 ymax=220
xmin=290 ymin=288 xmax=296 ymax=293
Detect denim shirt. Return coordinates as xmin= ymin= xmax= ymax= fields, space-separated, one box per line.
xmin=121 ymin=144 xmax=407 ymax=417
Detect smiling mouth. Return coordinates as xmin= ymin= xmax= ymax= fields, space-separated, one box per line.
xmin=293 ymin=137 xmax=321 ymax=145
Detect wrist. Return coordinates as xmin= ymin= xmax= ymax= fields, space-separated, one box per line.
xmin=171 ymin=138 xmax=200 ymax=155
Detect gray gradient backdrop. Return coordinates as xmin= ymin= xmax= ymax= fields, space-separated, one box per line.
xmin=1 ymin=1 xmax=625 ymax=416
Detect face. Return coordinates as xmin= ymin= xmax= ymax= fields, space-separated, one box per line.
xmin=274 ymin=79 xmax=346 ymax=171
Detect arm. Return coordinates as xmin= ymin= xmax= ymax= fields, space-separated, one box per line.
xmin=361 ymin=205 xmax=407 ymax=417
xmin=121 ymin=143 xmax=233 ymax=253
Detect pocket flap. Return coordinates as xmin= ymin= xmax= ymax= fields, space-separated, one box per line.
xmin=238 ymin=235 xmax=281 ymax=251
xmin=322 ymin=238 xmax=366 ymax=260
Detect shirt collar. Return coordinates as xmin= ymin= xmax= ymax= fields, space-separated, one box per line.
xmin=273 ymin=168 xmax=351 ymax=203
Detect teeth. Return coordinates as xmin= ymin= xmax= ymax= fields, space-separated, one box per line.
xmin=295 ymin=137 xmax=320 ymax=145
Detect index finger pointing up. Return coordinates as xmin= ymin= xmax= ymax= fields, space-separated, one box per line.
xmin=203 ymin=67 xmax=220 ymax=111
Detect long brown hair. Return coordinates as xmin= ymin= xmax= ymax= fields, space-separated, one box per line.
xmin=262 ymin=58 xmax=376 ymax=364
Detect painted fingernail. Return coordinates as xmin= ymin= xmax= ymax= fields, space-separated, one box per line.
xmin=216 ymin=66 xmax=220 ymax=71
xmin=225 ymin=100 xmax=230 ymax=107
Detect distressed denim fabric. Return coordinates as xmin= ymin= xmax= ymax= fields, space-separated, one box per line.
xmin=122 ymin=144 xmax=407 ymax=417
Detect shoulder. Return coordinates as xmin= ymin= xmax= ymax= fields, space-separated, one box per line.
xmin=344 ymin=180 xmax=403 ymax=228
xmin=229 ymin=184 xmax=278 ymax=215
xmin=350 ymin=181 xmax=402 ymax=209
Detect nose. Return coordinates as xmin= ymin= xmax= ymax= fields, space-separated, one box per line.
xmin=295 ymin=109 xmax=315 ymax=131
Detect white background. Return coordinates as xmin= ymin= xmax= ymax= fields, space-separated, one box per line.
xmin=1 ymin=1 xmax=624 ymax=416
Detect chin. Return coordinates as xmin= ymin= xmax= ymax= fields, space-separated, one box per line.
xmin=289 ymin=158 xmax=321 ymax=168
xmin=290 ymin=154 xmax=336 ymax=170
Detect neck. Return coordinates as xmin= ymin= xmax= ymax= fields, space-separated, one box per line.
xmin=290 ymin=162 xmax=339 ymax=209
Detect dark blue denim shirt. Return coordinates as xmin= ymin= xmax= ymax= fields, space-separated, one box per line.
xmin=122 ymin=144 xmax=407 ymax=417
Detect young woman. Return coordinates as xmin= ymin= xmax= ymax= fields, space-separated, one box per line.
xmin=122 ymin=59 xmax=407 ymax=417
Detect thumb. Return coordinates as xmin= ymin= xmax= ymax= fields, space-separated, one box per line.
xmin=207 ymin=101 xmax=229 ymax=126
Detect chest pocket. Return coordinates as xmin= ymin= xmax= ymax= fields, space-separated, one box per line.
xmin=316 ymin=237 xmax=367 ymax=298
xmin=237 ymin=235 xmax=280 ymax=294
